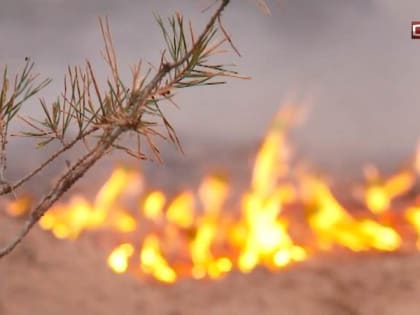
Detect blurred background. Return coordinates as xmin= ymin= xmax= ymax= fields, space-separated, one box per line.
xmin=1 ymin=0 xmax=420 ymax=189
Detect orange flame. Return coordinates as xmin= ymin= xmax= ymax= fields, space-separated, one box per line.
xmin=301 ymin=175 xmax=401 ymax=252
xmin=140 ymin=235 xmax=177 ymax=283
xmin=6 ymin=102 xmax=420 ymax=283
xmin=38 ymin=167 xmax=140 ymax=239
xmin=363 ymin=165 xmax=414 ymax=214
xmin=6 ymin=195 xmax=31 ymax=217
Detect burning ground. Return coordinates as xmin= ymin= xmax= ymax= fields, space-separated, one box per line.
xmin=2 ymin=104 xmax=420 ymax=314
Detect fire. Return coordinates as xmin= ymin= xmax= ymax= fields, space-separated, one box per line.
xmin=232 ymin=106 xmax=306 ymax=272
xmin=142 ymin=191 xmax=166 ymax=221
xmin=363 ymin=165 xmax=415 ymax=214
xmin=38 ymin=166 xmax=140 ymax=239
xmin=5 ymin=103 xmax=420 ymax=283
xmin=301 ymin=175 xmax=401 ymax=251
xmin=107 ymin=243 xmax=135 ymax=274
xmin=406 ymin=206 xmax=420 ymax=248
xmin=251 ymin=105 xmax=297 ymax=196
xmin=198 ymin=175 xmax=229 ymax=214
xmin=166 ymin=191 xmax=195 ymax=228
xmin=140 ymin=235 xmax=177 ymax=283
xmin=6 ymin=195 xmax=31 ymax=217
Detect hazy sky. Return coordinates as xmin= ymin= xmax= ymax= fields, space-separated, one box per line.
xmin=1 ymin=0 xmax=420 ymax=175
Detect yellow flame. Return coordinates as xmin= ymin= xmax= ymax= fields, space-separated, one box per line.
xmin=107 ymin=243 xmax=135 ymax=274
xmin=365 ymin=185 xmax=389 ymax=214
xmin=364 ymin=165 xmax=414 ymax=214
xmin=166 ymin=191 xmax=195 ymax=228
xmin=190 ymin=217 xmax=230 ymax=279
xmin=40 ymin=196 xmax=95 ymax=239
xmin=405 ymin=206 xmax=420 ymax=249
xmin=39 ymin=167 xmax=138 ymax=238
xmin=112 ymin=211 xmax=137 ymax=232
xmin=236 ymin=107 xmax=306 ymax=273
xmin=140 ymin=235 xmax=177 ymax=283
xmin=12 ymin=103 xmax=420 ymax=284
xmin=95 ymin=167 xmax=142 ymax=209
xmin=302 ymin=176 xmax=401 ymax=251
xmin=142 ymin=191 xmax=166 ymax=220
xmin=251 ymin=108 xmax=291 ymax=196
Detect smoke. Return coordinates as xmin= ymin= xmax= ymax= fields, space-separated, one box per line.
xmin=1 ymin=0 xmax=420 ymax=176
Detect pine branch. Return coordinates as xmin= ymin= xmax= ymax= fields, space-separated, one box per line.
xmin=0 ymin=0 xmax=243 ymax=258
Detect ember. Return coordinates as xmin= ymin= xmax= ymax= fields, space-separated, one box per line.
xmin=6 ymin=104 xmax=420 ymax=283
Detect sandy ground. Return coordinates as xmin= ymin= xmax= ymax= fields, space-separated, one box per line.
xmin=1 ymin=212 xmax=420 ymax=315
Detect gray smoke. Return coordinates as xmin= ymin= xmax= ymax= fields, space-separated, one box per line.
xmin=1 ymin=0 xmax=420 ymax=180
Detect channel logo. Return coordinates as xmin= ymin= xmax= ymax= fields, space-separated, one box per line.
xmin=412 ymin=21 xmax=420 ymax=39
